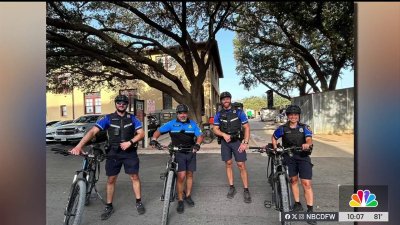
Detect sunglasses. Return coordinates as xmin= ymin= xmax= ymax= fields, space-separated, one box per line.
xmin=116 ymin=101 xmax=128 ymax=105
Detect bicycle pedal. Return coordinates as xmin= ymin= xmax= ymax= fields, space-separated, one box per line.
xmin=160 ymin=195 xmax=164 ymax=201
xmin=264 ymin=200 xmax=272 ymax=208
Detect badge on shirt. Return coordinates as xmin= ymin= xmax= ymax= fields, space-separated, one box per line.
xmin=299 ymin=127 xmax=304 ymax=133
xmin=127 ymin=114 xmax=131 ymax=118
xmin=188 ymin=125 xmax=192 ymax=129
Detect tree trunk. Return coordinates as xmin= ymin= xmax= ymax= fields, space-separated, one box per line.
xmin=298 ymin=81 xmax=307 ymax=96
xmin=189 ymin=82 xmax=203 ymax=125
xmin=328 ymin=70 xmax=340 ymax=90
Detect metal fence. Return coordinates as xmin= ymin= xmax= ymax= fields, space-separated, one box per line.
xmin=292 ymin=88 xmax=354 ymax=134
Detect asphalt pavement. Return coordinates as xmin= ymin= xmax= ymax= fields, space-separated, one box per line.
xmin=46 ymin=119 xmax=354 ymax=225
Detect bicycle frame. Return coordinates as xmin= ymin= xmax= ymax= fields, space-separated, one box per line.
xmin=268 ymin=151 xmax=293 ymax=211
xmin=157 ymin=144 xmax=192 ymax=225
xmin=160 ymin=152 xmax=179 ymax=202
xmin=52 ymin=146 xmax=107 ymax=225
xmin=250 ymin=146 xmax=302 ymax=210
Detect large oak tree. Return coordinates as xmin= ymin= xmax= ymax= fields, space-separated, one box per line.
xmin=47 ymin=2 xmax=241 ymax=122
xmin=230 ymin=2 xmax=354 ymax=99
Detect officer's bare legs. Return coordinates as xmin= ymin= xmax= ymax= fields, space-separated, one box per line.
xmin=129 ymin=173 xmax=141 ymax=199
xmin=225 ymin=159 xmax=234 ymax=185
xmin=301 ymin=179 xmax=314 ymax=206
xmin=291 ymin=176 xmax=300 ymax=202
xmin=106 ymin=175 xmax=118 ymax=204
xmin=237 ymin=162 xmax=248 ymax=188
xmin=177 ymin=171 xmax=186 ymax=200
xmin=185 ymin=171 xmax=193 ymax=197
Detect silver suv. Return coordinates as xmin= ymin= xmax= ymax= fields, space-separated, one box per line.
xmin=54 ymin=114 xmax=105 ymax=144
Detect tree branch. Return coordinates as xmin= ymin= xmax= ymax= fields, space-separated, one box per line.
xmin=111 ymin=1 xmax=183 ymax=45
xmin=47 ymin=17 xmax=190 ymax=96
xmin=275 ymin=20 xmax=329 ymax=90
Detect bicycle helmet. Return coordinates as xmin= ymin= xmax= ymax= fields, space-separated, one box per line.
xmin=285 ymin=105 xmax=301 ymax=115
xmin=114 ymin=95 xmax=129 ymax=104
xmin=176 ymin=104 xmax=189 ymax=113
xmin=220 ymin=91 xmax=232 ymax=100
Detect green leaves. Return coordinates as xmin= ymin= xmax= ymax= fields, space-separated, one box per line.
xmin=231 ymin=2 xmax=354 ymax=98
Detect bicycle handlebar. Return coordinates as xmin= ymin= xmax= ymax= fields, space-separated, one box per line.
xmin=249 ymin=145 xmax=311 ymax=154
xmin=155 ymin=143 xmax=192 ymax=152
xmin=51 ymin=146 xmax=110 ymax=160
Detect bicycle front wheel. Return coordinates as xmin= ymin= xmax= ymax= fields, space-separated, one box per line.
xmin=279 ymin=174 xmax=291 ymax=225
xmin=64 ymin=179 xmax=86 ymax=225
xmin=85 ymin=170 xmax=95 ymax=206
xmin=161 ymin=170 xmax=175 ymax=225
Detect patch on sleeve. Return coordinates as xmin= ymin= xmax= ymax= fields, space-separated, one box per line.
xmin=306 ymin=125 xmax=313 ymax=132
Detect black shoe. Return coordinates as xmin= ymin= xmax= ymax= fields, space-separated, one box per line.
xmin=227 ymin=186 xmax=237 ymax=199
xmin=100 ymin=205 xmax=114 ymax=220
xmin=185 ymin=195 xmax=195 ymax=207
xmin=177 ymin=200 xmax=184 ymax=213
xmin=293 ymin=202 xmax=304 ymax=212
xmin=243 ymin=190 xmax=252 ymax=203
xmin=306 ymin=208 xmax=317 ymax=224
xmin=307 ymin=220 xmax=317 ymax=225
xmin=136 ymin=202 xmax=146 ymax=215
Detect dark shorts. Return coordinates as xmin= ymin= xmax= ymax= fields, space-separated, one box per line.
xmin=105 ymin=157 xmax=140 ymax=176
xmin=176 ymin=152 xmax=196 ymax=172
xmin=284 ymin=154 xmax=313 ymax=180
xmin=221 ymin=139 xmax=247 ymax=162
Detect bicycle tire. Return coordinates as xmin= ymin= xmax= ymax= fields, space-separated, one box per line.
xmin=85 ymin=170 xmax=95 ymax=206
xmin=64 ymin=179 xmax=86 ymax=225
xmin=161 ymin=170 xmax=175 ymax=225
xmin=202 ymin=130 xmax=214 ymax=144
xmin=286 ymin=175 xmax=295 ymax=211
xmin=279 ymin=174 xmax=291 ymax=225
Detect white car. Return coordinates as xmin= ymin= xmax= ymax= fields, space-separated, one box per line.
xmin=46 ymin=120 xmax=73 ymax=143
xmin=54 ymin=115 xmax=106 ymax=144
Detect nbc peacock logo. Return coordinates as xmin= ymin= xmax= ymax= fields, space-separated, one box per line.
xmin=349 ymin=190 xmax=378 ymax=207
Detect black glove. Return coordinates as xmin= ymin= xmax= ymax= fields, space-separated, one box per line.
xmin=150 ymin=139 xmax=159 ymax=147
xmin=193 ymin=143 xmax=201 ymax=152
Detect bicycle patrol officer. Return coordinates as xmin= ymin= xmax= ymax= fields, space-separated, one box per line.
xmin=150 ymin=104 xmax=204 ymax=214
xmin=271 ymin=105 xmax=316 ymax=225
xmin=70 ymin=95 xmax=146 ymax=220
xmin=212 ymin=91 xmax=252 ymax=203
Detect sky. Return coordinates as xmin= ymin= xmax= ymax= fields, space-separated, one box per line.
xmin=215 ymin=29 xmax=354 ymax=102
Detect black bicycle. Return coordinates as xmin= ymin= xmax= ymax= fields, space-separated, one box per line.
xmin=250 ymin=143 xmax=309 ymax=225
xmin=51 ymin=144 xmax=108 ymax=225
xmin=156 ymin=143 xmax=192 ymax=225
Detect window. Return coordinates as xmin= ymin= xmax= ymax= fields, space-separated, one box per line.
xmin=60 ymin=105 xmax=67 ymax=117
xmin=119 ymin=89 xmax=137 ymax=112
xmin=84 ymin=92 xmax=101 ymax=114
xmin=162 ymin=92 xmax=173 ymax=109
xmin=156 ymin=55 xmax=176 ymax=71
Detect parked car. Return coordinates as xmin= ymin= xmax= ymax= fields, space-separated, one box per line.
xmin=46 ymin=120 xmax=60 ymax=127
xmin=46 ymin=120 xmax=73 ymax=143
xmin=54 ymin=114 xmax=107 ymax=144
xmin=260 ymin=107 xmax=279 ymax=122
